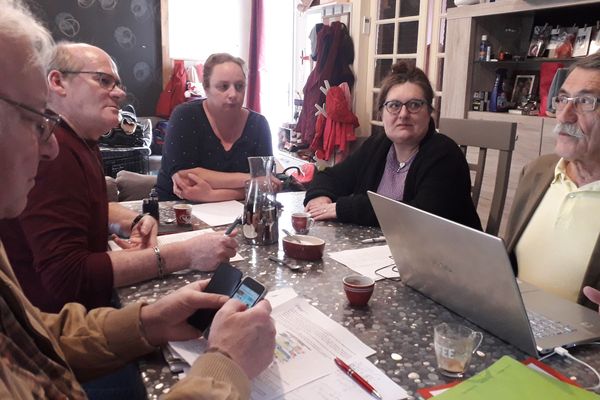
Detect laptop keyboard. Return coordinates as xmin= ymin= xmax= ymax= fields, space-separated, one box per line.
xmin=527 ymin=310 xmax=576 ymax=338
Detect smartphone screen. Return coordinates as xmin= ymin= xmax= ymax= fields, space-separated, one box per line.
xmin=186 ymin=263 xmax=242 ymax=331
xmin=232 ymin=277 xmax=267 ymax=307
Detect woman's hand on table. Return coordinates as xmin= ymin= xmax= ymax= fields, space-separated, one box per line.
xmin=184 ymin=232 xmax=238 ymax=271
xmin=305 ymin=196 xmax=336 ymax=221
xmin=173 ymin=172 xmax=213 ymax=201
xmin=139 ymin=279 xmax=229 ymax=345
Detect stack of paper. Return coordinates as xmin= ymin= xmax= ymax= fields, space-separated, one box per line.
xmin=169 ymin=288 xmax=408 ymax=400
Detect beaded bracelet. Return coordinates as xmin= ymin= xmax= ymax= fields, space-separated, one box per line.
xmin=153 ymin=246 xmax=165 ymax=279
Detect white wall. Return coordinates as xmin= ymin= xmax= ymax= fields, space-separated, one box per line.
xmin=168 ymin=0 xmax=251 ymax=63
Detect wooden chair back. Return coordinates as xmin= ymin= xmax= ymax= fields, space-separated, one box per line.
xmin=438 ymin=118 xmax=517 ymax=236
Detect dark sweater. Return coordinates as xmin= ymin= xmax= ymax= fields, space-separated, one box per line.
xmin=304 ymin=120 xmax=482 ymax=230
xmin=156 ymin=99 xmax=273 ymax=200
xmin=0 ymin=122 xmax=112 ymax=312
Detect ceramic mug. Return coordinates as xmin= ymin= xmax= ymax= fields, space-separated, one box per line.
xmin=342 ymin=275 xmax=375 ymax=307
xmin=291 ymin=212 xmax=315 ymax=234
xmin=173 ymin=204 xmax=192 ymax=226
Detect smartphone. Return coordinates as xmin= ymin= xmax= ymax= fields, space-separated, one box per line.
xmin=231 ymin=276 xmax=267 ymax=308
xmin=186 ymin=262 xmax=243 ymax=331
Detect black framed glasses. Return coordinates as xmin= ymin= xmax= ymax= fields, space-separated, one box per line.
xmin=552 ymin=95 xmax=600 ymax=113
xmin=59 ymin=70 xmax=126 ymax=92
xmin=382 ymin=99 xmax=428 ymax=114
xmin=0 ymin=95 xmax=61 ymax=142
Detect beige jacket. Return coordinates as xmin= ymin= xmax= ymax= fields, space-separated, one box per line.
xmin=503 ymin=154 xmax=600 ymax=309
xmin=0 ymin=241 xmax=250 ymax=399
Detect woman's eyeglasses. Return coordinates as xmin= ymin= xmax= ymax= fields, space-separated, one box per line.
xmin=382 ymin=99 xmax=428 ymax=114
xmin=59 ymin=70 xmax=126 ymax=92
xmin=0 ymin=95 xmax=61 ymax=142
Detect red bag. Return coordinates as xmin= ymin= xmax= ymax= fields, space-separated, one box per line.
xmin=155 ymin=60 xmax=187 ymax=118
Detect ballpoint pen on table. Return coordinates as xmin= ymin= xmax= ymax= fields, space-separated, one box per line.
xmin=334 ymin=357 xmax=382 ymax=400
xmin=224 ymin=216 xmax=242 ymax=236
xmin=360 ymin=236 xmax=386 ymax=244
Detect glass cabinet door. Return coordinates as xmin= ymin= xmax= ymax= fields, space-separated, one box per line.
xmin=368 ymin=0 xmax=456 ymax=132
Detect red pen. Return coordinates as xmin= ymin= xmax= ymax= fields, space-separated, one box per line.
xmin=334 ymin=357 xmax=383 ymax=400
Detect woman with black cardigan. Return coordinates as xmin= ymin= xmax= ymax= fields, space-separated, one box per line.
xmin=304 ymin=62 xmax=481 ymax=230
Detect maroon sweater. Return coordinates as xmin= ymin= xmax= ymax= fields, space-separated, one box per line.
xmin=0 ymin=122 xmax=113 ymax=312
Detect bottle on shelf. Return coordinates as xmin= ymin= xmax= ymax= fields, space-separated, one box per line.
xmin=479 ymin=35 xmax=489 ymax=61
xmin=489 ymin=68 xmax=507 ymax=112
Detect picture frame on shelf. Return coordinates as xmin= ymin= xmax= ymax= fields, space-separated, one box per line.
xmin=573 ymin=26 xmax=592 ymax=57
xmin=511 ymin=75 xmax=535 ymax=105
xmin=528 ymin=24 xmax=551 ymax=58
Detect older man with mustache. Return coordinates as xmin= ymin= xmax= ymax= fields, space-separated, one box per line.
xmin=504 ymin=52 xmax=600 ymax=310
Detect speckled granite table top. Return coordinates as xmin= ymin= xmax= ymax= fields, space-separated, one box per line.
xmin=117 ymin=192 xmax=600 ymax=399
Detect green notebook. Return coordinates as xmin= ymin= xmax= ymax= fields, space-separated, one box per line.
xmin=433 ymin=356 xmax=600 ymax=400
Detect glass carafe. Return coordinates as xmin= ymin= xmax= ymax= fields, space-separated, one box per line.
xmin=242 ymin=156 xmax=279 ymax=245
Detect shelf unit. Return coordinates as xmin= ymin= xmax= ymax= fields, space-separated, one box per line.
xmin=441 ymin=0 xmax=600 ymax=235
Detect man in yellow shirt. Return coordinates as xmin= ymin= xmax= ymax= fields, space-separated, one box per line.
xmin=0 ymin=0 xmax=275 ymax=398
xmin=505 ymin=52 xmax=600 ymax=309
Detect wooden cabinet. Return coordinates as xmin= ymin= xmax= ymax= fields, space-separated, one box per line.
xmin=441 ymin=0 xmax=600 ymax=235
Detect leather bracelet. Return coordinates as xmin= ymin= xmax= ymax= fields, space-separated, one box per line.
xmin=205 ymin=347 xmax=232 ymax=360
xmin=153 ymin=246 xmax=165 ymax=279
xmin=130 ymin=213 xmax=147 ymax=232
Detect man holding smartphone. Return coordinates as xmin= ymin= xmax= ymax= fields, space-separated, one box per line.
xmin=0 ymin=1 xmax=275 ymax=398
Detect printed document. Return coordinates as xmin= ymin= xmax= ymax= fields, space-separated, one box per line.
xmin=169 ymin=289 xmax=407 ymax=400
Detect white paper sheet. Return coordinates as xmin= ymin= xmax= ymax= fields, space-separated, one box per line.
xmin=328 ymin=245 xmax=399 ymax=281
xmin=282 ymin=356 xmax=408 ymax=400
xmin=191 ymin=200 xmax=244 ymax=227
xmin=108 ymin=228 xmax=244 ymax=262
xmin=169 ymin=289 xmax=379 ymax=400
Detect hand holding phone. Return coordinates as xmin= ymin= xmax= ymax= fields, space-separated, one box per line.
xmin=231 ymin=277 xmax=267 ymax=308
xmin=186 ymin=263 xmax=242 ymax=331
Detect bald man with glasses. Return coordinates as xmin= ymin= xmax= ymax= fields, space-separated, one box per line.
xmin=0 ymin=42 xmax=239 ymax=314
xmin=504 ymin=52 xmax=600 ymax=310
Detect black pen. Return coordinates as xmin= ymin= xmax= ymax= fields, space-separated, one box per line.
xmin=224 ymin=216 xmax=242 ymax=236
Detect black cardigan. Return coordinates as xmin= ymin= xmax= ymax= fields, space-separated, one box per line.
xmin=304 ymin=120 xmax=482 ymax=230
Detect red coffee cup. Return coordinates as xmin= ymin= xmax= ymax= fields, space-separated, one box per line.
xmin=291 ymin=212 xmax=314 ymax=234
xmin=173 ymin=204 xmax=192 ymax=226
xmin=343 ymin=275 xmax=375 ymax=307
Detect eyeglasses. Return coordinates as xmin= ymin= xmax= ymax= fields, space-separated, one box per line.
xmin=0 ymin=95 xmax=61 ymax=142
xmin=382 ymin=99 xmax=428 ymax=114
xmin=59 ymin=70 xmax=126 ymax=92
xmin=552 ymin=95 xmax=600 ymax=113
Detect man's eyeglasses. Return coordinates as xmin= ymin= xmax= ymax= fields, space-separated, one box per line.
xmin=552 ymin=95 xmax=600 ymax=113
xmin=59 ymin=70 xmax=126 ymax=92
xmin=381 ymin=99 xmax=428 ymax=114
xmin=0 ymin=95 xmax=61 ymax=142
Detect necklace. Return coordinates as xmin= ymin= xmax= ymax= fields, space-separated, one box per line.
xmin=396 ymin=149 xmax=418 ymax=173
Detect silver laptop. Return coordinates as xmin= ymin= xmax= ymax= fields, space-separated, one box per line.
xmin=368 ymin=191 xmax=600 ymax=356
